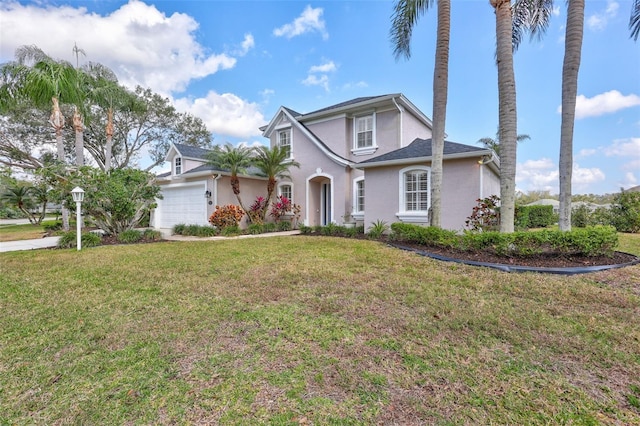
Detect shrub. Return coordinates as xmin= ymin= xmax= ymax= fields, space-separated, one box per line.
xmin=173 ymin=223 xmax=186 ymax=235
xmin=117 ymin=229 xmax=143 ymax=244
xmin=527 ymin=205 xmax=555 ymax=228
xmin=248 ymin=196 xmax=267 ymax=224
xmin=57 ymin=231 xmax=102 ymax=249
xmin=263 ymin=222 xmax=277 ymax=233
xmin=277 ymin=220 xmax=292 ymax=231
xmin=247 ymin=223 xmax=264 ymax=235
xmin=173 ymin=224 xmax=217 ymax=237
xmin=221 ymin=225 xmax=241 ymax=237
xmin=390 ymin=223 xmax=458 ymax=248
xmin=367 ymin=220 xmax=389 ymax=239
xmin=466 ymin=195 xmax=500 ymax=231
xmin=209 ymin=205 xmax=245 ymax=229
xmin=43 ymin=221 xmax=62 ymax=232
xmin=299 ymin=225 xmax=313 ymax=234
xmin=142 ymin=229 xmax=162 ymax=241
xmin=609 ymin=191 xmax=640 ymax=233
xmin=571 ymin=204 xmax=592 ymax=228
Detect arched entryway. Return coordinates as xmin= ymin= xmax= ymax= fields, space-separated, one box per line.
xmin=306 ymin=172 xmax=333 ymax=227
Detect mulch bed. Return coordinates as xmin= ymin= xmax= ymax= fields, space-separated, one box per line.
xmin=389 ymin=240 xmax=639 ymax=269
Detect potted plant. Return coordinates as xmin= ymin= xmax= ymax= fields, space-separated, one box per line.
xmin=343 ymin=212 xmax=355 ymax=228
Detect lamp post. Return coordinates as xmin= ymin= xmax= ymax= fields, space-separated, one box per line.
xmin=71 ymin=187 xmax=84 ymax=251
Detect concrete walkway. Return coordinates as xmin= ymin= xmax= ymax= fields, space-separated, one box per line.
xmin=0 ymin=237 xmax=61 ymax=253
xmin=0 ymin=230 xmax=301 ymax=253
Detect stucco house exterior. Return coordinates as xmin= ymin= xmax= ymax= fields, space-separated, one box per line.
xmin=151 ymin=93 xmax=500 ymax=232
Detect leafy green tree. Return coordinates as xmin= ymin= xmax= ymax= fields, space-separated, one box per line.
xmin=206 ymin=143 xmax=254 ymax=214
xmin=253 ymin=145 xmax=300 ymax=220
xmin=65 ymin=167 xmax=161 ymax=235
xmin=390 ymin=0 xmax=450 ymax=228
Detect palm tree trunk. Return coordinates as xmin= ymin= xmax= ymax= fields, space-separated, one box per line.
xmin=105 ymin=108 xmax=114 ymax=171
xmin=262 ymin=177 xmax=277 ymax=221
xmin=493 ymin=0 xmax=518 ymax=233
xmin=429 ymin=0 xmax=450 ymax=228
xmin=73 ymin=106 xmax=84 ymax=167
xmin=559 ymin=0 xmax=584 ymax=231
xmin=49 ymin=96 xmax=70 ymax=231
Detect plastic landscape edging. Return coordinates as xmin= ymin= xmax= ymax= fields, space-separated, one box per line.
xmin=388 ymin=243 xmax=640 ymax=275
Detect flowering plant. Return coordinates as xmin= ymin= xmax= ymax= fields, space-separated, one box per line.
xmin=248 ymin=196 xmax=267 ymax=224
xmin=269 ymin=195 xmax=292 ymax=222
xmin=209 ymin=204 xmax=245 ymax=229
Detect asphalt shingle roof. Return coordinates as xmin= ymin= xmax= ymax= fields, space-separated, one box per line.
xmin=359 ymin=138 xmax=487 ymax=165
xmin=173 ymin=143 xmax=212 ymax=160
xmin=303 ymin=95 xmax=392 ymax=116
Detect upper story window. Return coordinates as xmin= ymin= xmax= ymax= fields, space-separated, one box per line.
xmin=278 ymin=129 xmax=292 ymax=159
xmin=352 ymin=113 xmax=377 ymax=155
xmin=174 ymin=157 xmax=182 ymax=175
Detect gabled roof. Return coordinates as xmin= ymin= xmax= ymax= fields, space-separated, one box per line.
xmin=357 ymin=138 xmax=495 ymax=169
xmin=165 ymin=143 xmax=212 ymax=162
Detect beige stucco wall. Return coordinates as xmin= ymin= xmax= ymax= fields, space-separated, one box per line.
xmin=402 ymin=111 xmax=432 ymax=147
xmin=362 ymin=158 xmax=485 ymax=231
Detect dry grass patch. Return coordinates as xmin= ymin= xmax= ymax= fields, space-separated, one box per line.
xmin=1 ymin=236 xmax=639 ymax=424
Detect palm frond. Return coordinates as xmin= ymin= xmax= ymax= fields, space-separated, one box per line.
xmin=512 ymin=0 xmax=554 ymax=52
xmin=631 ymin=0 xmax=640 ymax=41
xmin=390 ymin=0 xmax=435 ymax=60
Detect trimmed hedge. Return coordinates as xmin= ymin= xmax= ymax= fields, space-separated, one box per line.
xmin=390 ymin=223 xmax=618 ymax=257
xmin=515 ymin=205 xmax=555 ymax=229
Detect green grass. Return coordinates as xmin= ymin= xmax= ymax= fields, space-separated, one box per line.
xmin=0 ymin=220 xmax=59 ymax=242
xmin=1 ymin=236 xmax=639 ymax=424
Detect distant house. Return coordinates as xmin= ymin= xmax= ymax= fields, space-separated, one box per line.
xmin=151 ymin=94 xmax=500 ymax=231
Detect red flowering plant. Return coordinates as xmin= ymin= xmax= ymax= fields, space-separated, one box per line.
xmin=248 ymin=196 xmax=267 ymax=224
xmin=270 ymin=195 xmax=301 ymax=227
xmin=209 ymin=204 xmax=245 ymax=230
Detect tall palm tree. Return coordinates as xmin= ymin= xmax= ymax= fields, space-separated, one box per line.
xmin=631 ymin=0 xmax=640 ymax=41
xmin=390 ymin=0 xmax=450 ymax=228
xmin=206 ymin=143 xmax=254 ymax=213
xmin=253 ymin=145 xmax=300 ymax=220
xmin=558 ymin=0 xmax=585 ymax=231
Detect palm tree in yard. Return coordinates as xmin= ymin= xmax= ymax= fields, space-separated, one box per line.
xmin=390 ymin=0 xmax=450 ymax=228
xmin=490 ymin=0 xmax=552 ymax=233
xmin=557 ymin=0 xmax=584 ymax=231
xmin=477 ymin=130 xmax=530 ymax=157
xmin=206 ymin=143 xmax=254 ymax=213
xmin=253 ymin=145 xmax=300 ymax=221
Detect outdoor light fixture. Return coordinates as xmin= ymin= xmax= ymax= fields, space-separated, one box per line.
xmin=71 ymin=187 xmax=84 ymax=251
xmin=205 ymin=190 xmax=212 ymax=198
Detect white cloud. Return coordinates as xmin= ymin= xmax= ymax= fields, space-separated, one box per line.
xmin=619 ymin=172 xmax=638 ymax=189
xmin=233 ymin=33 xmax=255 ymax=57
xmin=560 ymin=90 xmax=640 ymax=119
xmin=173 ymin=91 xmax=267 ymax=139
xmin=516 ymin=157 xmax=605 ymax=192
xmin=273 ymin=5 xmax=328 ymax=40
xmin=587 ymin=0 xmax=619 ymax=31
xmin=602 ymin=137 xmax=640 ymax=158
xmin=309 ymin=60 xmax=336 ymax=73
xmin=578 ymin=148 xmax=597 ymax=157
xmin=0 ymin=0 xmax=238 ymax=96
xmin=342 ymin=81 xmax=369 ymax=90
xmin=302 ymin=74 xmax=329 ymax=91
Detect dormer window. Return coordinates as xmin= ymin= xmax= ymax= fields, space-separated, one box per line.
xmin=174 ymin=157 xmax=182 ymax=175
xmin=352 ymin=113 xmax=377 ymax=155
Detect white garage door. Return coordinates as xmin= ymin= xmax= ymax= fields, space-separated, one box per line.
xmin=157 ymin=184 xmax=208 ymax=228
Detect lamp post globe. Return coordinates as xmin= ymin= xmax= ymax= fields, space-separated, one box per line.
xmin=71 ymin=187 xmax=84 ymax=251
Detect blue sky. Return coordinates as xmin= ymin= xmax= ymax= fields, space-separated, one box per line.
xmin=1 ymin=0 xmax=638 ymax=194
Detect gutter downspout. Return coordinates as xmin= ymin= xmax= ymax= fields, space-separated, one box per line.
xmin=212 ymin=174 xmax=222 ymax=208
xmin=392 ymin=96 xmax=404 ymax=147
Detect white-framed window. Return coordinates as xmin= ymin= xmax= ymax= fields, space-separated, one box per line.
xmin=397 ymin=166 xmax=430 ymax=223
xmin=352 ymin=113 xmax=377 ymax=155
xmin=278 ymin=183 xmax=292 ymax=201
xmin=354 ymin=178 xmax=365 ymax=213
xmin=278 ymin=129 xmax=292 ymax=159
xmin=174 ymin=157 xmax=182 ymax=175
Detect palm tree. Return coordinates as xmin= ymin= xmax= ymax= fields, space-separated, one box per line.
xmin=0 ymin=184 xmax=46 ymax=225
xmin=206 ymin=143 xmax=254 ymax=213
xmin=253 ymin=145 xmax=300 ymax=220
xmin=477 ymin=130 xmax=530 ymax=157
xmin=558 ymin=0 xmax=585 ymax=231
xmin=390 ymin=0 xmax=450 ymax=228
xmin=490 ymin=0 xmax=552 ymax=233
xmin=631 ymin=0 xmax=640 ymax=41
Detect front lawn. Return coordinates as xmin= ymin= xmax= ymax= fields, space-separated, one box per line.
xmin=0 ymin=219 xmax=59 ymax=242
xmin=1 ymin=236 xmax=639 ymax=424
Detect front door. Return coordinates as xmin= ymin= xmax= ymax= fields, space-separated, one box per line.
xmin=321 ymin=182 xmax=331 ymax=225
